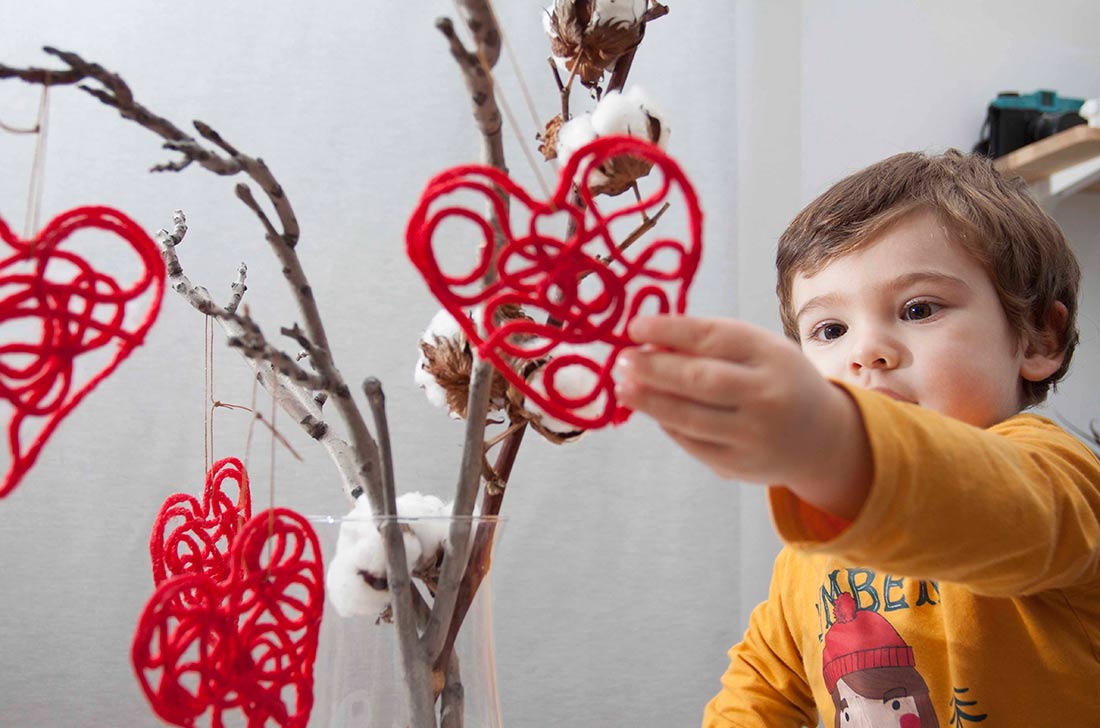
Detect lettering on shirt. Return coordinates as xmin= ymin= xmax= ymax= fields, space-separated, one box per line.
xmin=815 ymin=568 xmax=940 ymax=642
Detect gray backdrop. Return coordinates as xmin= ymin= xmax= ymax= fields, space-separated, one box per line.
xmin=1 ymin=2 xmax=1098 ymax=727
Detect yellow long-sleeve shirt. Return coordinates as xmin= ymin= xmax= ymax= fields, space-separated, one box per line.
xmin=703 ymin=384 xmax=1100 ymax=727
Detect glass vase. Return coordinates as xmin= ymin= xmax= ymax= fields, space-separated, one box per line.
xmin=308 ymin=514 xmax=505 ymax=728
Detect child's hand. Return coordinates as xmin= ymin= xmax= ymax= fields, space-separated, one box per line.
xmin=617 ymin=315 xmax=871 ymax=520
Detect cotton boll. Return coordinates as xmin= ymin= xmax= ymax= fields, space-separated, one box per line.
xmin=326 ymin=495 xmax=427 ymax=619
xmin=593 ymin=0 xmax=647 ymax=26
xmin=557 ymin=114 xmax=598 ymax=165
xmin=414 ymin=354 xmax=450 ymax=409
xmin=326 ymin=550 xmax=391 ymax=619
xmin=591 ymin=87 xmax=670 ymax=148
xmin=558 ymin=115 xmax=611 ymax=190
xmin=415 ymin=308 xmax=468 ymax=418
xmin=543 ymin=0 xmax=645 ymax=88
xmin=398 ymin=493 xmax=454 ymax=562
xmin=423 ymin=308 xmax=464 ymax=341
xmin=395 ymin=491 xmax=448 ymax=517
xmin=524 ymin=343 xmax=608 ymax=439
xmin=327 ymin=499 xmax=389 ymax=618
xmin=625 ymin=86 xmax=670 ymax=147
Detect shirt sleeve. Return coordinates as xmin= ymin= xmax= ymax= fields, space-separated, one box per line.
xmin=769 ymin=382 xmax=1100 ymax=597
xmin=702 ymin=548 xmax=818 ymax=728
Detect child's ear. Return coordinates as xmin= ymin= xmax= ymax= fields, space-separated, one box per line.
xmin=1020 ymin=301 xmax=1069 ymax=382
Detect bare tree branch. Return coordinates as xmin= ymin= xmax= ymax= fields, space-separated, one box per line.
xmin=424 ymin=5 xmax=510 ymax=675
xmin=364 ymin=378 xmax=436 ymax=726
xmin=453 ymin=0 xmax=502 ymax=68
xmin=435 ymin=18 xmax=505 ymax=169
xmin=157 ymin=211 xmax=361 ymax=499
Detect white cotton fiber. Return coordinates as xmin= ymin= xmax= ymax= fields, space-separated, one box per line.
xmin=592 ymin=0 xmax=647 ymax=26
xmin=415 ymin=308 xmax=465 ymax=415
xmin=557 ymin=114 xmax=598 ymax=165
xmin=397 ymin=491 xmax=453 ymax=564
xmin=325 ymin=493 xmax=454 ymax=619
xmin=591 ymin=87 xmax=670 ymax=148
xmin=524 ymin=343 xmax=607 ymax=437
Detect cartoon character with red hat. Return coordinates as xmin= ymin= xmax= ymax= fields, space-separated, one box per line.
xmin=822 ymin=593 xmax=938 ymax=727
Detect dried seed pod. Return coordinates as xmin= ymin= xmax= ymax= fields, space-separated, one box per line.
xmin=538 ymin=114 xmax=565 ymax=161
xmin=544 ymin=0 xmax=646 ymax=88
xmin=415 ymin=305 xmax=535 ymax=420
xmin=556 ymin=86 xmax=671 ymax=196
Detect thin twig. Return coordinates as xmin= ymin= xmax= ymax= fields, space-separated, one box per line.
xmin=453 ymin=0 xmax=502 ymax=68
xmin=364 ymin=378 xmax=436 ymax=727
xmin=157 ymin=211 xmax=358 ymax=497
xmin=425 ymin=6 xmax=510 ymax=675
xmin=581 ymin=200 xmax=671 ymax=280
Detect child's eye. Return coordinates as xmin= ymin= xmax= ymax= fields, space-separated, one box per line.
xmin=809 ymin=322 xmax=847 ymax=341
xmin=901 ymin=300 xmax=941 ymax=321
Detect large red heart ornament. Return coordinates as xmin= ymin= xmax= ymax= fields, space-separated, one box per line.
xmin=150 ymin=457 xmax=253 ymax=591
xmin=0 ymin=206 xmax=165 ymax=497
xmin=133 ymin=508 xmax=324 ymax=728
xmin=406 ymin=135 xmax=702 ymax=429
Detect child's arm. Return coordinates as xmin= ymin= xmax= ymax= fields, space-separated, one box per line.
xmin=618 ymin=315 xmax=873 ymax=520
xmin=703 ymin=549 xmax=819 ymax=728
xmin=770 ymin=381 xmax=1100 ymax=595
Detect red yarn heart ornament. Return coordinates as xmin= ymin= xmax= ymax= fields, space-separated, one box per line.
xmin=0 ymin=206 xmax=165 ymax=497
xmin=133 ymin=508 xmax=324 ymax=728
xmin=150 ymin=457 xmax=253 ymax=592
xmin=406 ymin=135 xmax=702 ymax=429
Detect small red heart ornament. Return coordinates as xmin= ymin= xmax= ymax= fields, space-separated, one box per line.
xmin=406 ymin=135 xmax=702 ymax=429
xmin=0 ymin=206 xmax=165 ymax=497
xmin=150 ymin=457 xmax=253 ymax=591
xmin=133 ymin=508 xmax=324 ymax=728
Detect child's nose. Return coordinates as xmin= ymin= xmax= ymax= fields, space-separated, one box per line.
xmin=848 ymin=333 xmax=901 ymax=372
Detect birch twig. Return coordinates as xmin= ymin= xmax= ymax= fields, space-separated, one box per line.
xmin=157 ymin=211 xmax=359 ymax=496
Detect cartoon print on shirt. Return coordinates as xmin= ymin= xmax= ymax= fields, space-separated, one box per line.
xmin=948 ymin=687 xmax=987 ymax=725
xmin=823 ymin=592 xmax=938 ymax=728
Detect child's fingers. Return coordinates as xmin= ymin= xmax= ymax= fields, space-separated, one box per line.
xmin=627 ymin=315 xmax=760 ymax=361
xmin=617 ymin=348 xmax=750 ymax=407
xmin=617 ymin=378 xmax=737 ymax=444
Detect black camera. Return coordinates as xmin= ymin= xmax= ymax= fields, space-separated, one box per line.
xmin=973 ymin=90 xmax=1086 ymax=158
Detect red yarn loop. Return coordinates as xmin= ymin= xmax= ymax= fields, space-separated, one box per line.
xmin=406 ymin=135 xmax=703 ymax=429
xmin=0 ymin=206 xmax=165 ymax=497
xmin=133 ymin=507 xmax=324 ymax=728
xmin=150 ymin=457 xmax=253 ymax=594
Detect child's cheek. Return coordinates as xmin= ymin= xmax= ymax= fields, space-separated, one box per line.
xmin=900 ymin=714 xmax=920 ymax=728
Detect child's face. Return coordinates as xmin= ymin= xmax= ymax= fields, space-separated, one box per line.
xmin=790 ymin=209 xmax=1027 ymax=428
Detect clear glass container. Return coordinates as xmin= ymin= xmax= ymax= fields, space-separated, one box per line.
xmin=308 ymin=514 xmax=505 ymax=728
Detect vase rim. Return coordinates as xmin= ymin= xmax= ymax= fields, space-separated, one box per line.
xmin=305 ymin=513 xmax=505 ymax=525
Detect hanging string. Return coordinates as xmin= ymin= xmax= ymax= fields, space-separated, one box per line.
xmin=203 ymin=316 xmax=211 ymax=474
xmin=266 ymin=373 xmax=277 ymax=573
xmin=242 ymin=365 xmax=260 ymax=475
xmin=491 ymin=2 xmax=544 ymax=134
xmin=24 ymin=84 xmax=50 ymax=238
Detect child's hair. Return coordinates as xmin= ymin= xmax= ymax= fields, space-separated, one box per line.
xmin=776 ymin=149 xmax=1080 ymax=407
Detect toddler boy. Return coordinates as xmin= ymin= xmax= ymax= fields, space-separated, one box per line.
xmin=616 ymin=150 xmax=1100 ymax=726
